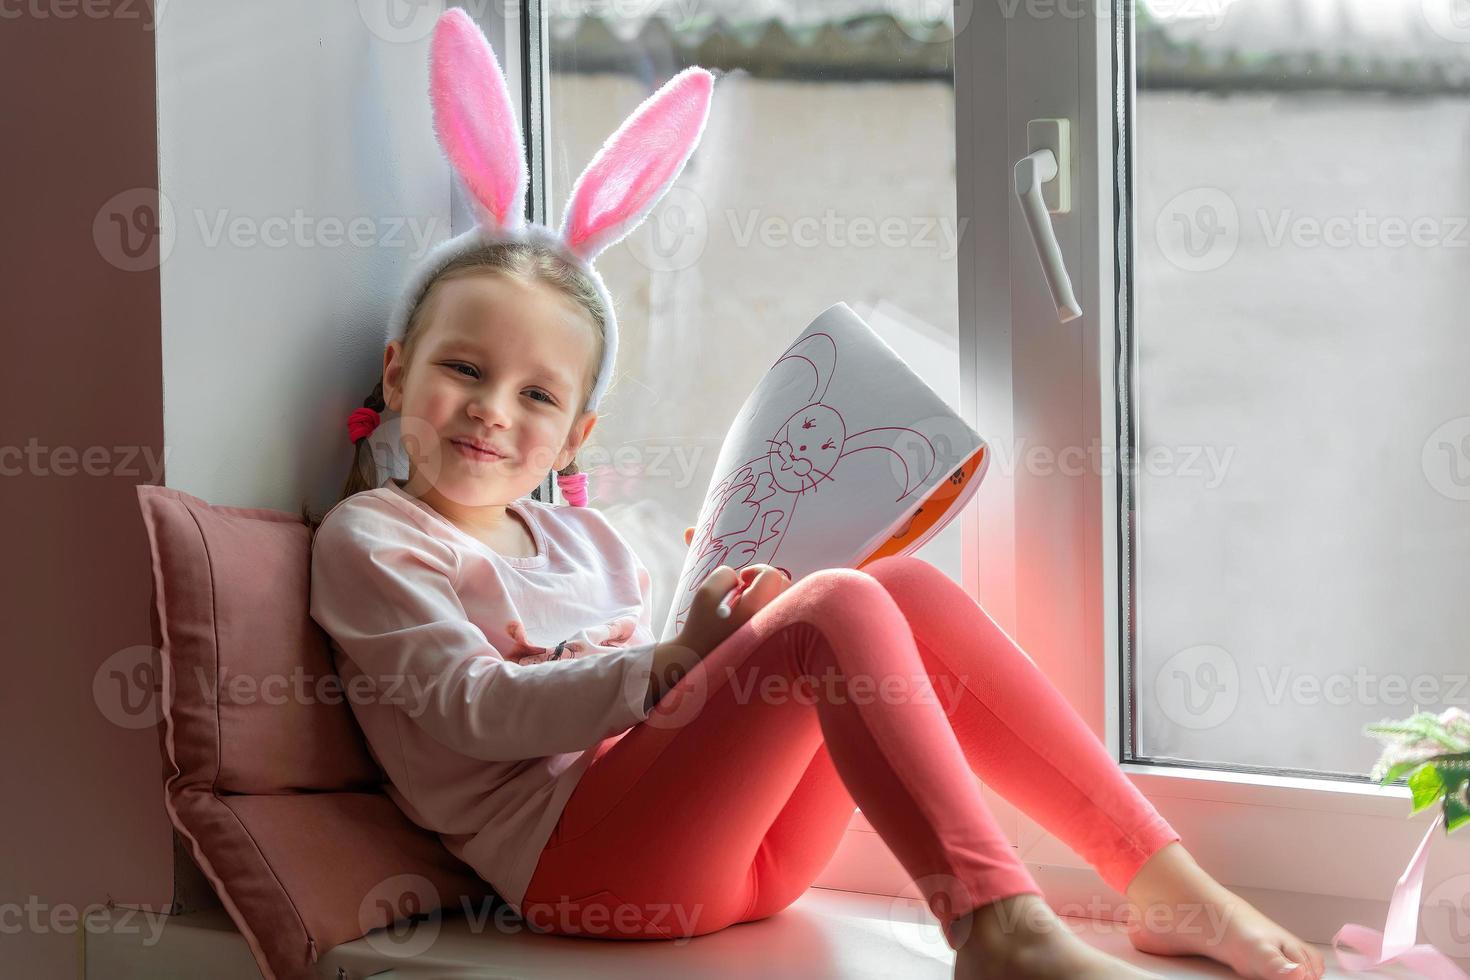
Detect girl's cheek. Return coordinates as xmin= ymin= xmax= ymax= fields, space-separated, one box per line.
xmin=419 ymin=389 xmax=459 ymax=423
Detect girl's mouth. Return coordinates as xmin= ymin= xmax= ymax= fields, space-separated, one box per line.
xmin=451 ymin=439 xmax=507 ymax=462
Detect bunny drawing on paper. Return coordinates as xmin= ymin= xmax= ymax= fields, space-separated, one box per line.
xmin=668 ymin=330 xmax=938 ymax=635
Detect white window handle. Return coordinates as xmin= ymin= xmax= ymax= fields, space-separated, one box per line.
xmin=1014 ymin=121 xmax=1083 ymax=323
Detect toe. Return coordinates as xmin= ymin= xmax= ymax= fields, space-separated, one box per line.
xmin=1309 ymin=943 xmax=1327 ymax=977
xmin=1284 ymin=938 xmax=1325 ymax=979
xmin=1265 ymin=946 xmax=1308 ymax=978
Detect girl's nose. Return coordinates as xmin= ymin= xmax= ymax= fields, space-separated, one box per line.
xmin=469 ymin=387 xmax=515 ymax=427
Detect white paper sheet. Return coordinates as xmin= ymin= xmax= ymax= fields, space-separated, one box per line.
xmin=660 ymin=302 xmax=989 ymax=641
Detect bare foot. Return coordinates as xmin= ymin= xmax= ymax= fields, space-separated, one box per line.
xmin=1123 ymin=842 xmax=1328 ymax=979
xmin=953 ymin=893 xmax=1166 ymax=980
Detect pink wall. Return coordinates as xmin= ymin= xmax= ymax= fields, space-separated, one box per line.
xmin=0 ymin=9 xmax=173 ymax=976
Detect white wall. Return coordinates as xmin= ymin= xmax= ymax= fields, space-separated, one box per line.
xmin=156 ymin=0 xmax=453 ymax=511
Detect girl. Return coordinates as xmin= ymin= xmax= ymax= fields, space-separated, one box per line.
xmin=306 ymin=10 xmax=1325 ymax=979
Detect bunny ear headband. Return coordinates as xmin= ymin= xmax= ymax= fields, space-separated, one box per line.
xmin=385 ymin=7 xmax=715 ymax=415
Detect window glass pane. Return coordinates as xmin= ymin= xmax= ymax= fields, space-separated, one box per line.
xmin=1130 ymin=0 xmax=1470 ymax=776
xmin=548 ymin=2 xmax=962 ymax=632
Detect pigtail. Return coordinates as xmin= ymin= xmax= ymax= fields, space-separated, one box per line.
xmin=302 ymin=382 xmax=386 ymax=537
xmin=343 ymin=381 xmax=388 ymax=498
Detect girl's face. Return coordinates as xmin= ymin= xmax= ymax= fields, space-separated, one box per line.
xmin=382 ymin=272 xmax=598 ymax=513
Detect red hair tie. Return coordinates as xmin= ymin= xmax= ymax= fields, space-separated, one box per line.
xmin=557 ymin=472 xmax=589 ymax=507
xmin=347 ymin=407 xmax=381 ymax=443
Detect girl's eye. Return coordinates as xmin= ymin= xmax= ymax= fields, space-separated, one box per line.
xmin=446 ymin=363 xmax=555 ymax=405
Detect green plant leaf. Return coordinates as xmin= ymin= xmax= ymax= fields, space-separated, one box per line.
xmin=1446 ymin=787 xmax=1470 ymax=834
xmin=1409 ymin=764 xmax=1446 ymax=813
xmin=1380 ymin=760 xmax=1424 ymax=786
xmin=1439 ymin=764 xmax=1470 ymax=835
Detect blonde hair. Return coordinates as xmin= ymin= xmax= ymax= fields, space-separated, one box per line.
xmin=302 ymin=238 xmax=607 ymax=534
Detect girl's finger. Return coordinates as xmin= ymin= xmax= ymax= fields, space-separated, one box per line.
xmin=701 ymin=565 xmax=737 ymax=598
xmin=742 ymin=569 xmax=783 ymax=610
xmin=721 ymin=570 xmax=758 ymax=620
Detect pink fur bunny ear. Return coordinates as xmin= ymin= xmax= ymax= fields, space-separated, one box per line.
xmin=559 ymin=66 xmax=714 ymax=262
xmin=430 ymin=8 xmax=526 ymax=232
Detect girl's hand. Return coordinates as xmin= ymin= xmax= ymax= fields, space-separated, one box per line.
xmin=726 ymin=563 xmax=791 ymax=620
xmin=684 ymin=526 xmax=695 ymax=547
xmin=648 ymin=563 xmax=792 ymax=711
xmin=677 ymin=563 xmax=790 ymax=660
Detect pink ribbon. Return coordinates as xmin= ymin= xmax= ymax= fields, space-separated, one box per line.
xmin=557 ymin=471 xmax=589 ymax=507
xmin=1333 ymin=809 xmax=1469 ymax=979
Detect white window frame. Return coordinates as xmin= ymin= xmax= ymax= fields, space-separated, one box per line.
xmin=494 ymin=0 xmax=1470 ymax=942
xmin=827 ymin=0 xmax=1470 ymax=945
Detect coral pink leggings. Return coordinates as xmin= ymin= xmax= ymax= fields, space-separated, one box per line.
xmin=520 ymin=555 xmax=1180 ymax=949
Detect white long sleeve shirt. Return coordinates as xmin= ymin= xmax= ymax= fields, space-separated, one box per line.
xmin=309 ymin=478 xmax=660 ymax=914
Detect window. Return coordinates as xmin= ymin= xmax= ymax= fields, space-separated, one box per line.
xmin=1127 ymin=0 xmax=1470 ymax=780
xmin=986 ymin=0 xmax=1470 ymax=928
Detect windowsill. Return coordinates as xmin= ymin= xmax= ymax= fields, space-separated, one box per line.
xmin=86 ymin=887 xmax=1362 ymax=978
xmin=1120 ymin=762 xmax=1413 ymax=815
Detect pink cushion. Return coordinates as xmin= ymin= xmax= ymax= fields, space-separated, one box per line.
xmin=136 ymin=485 xmax=496 ymax=979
